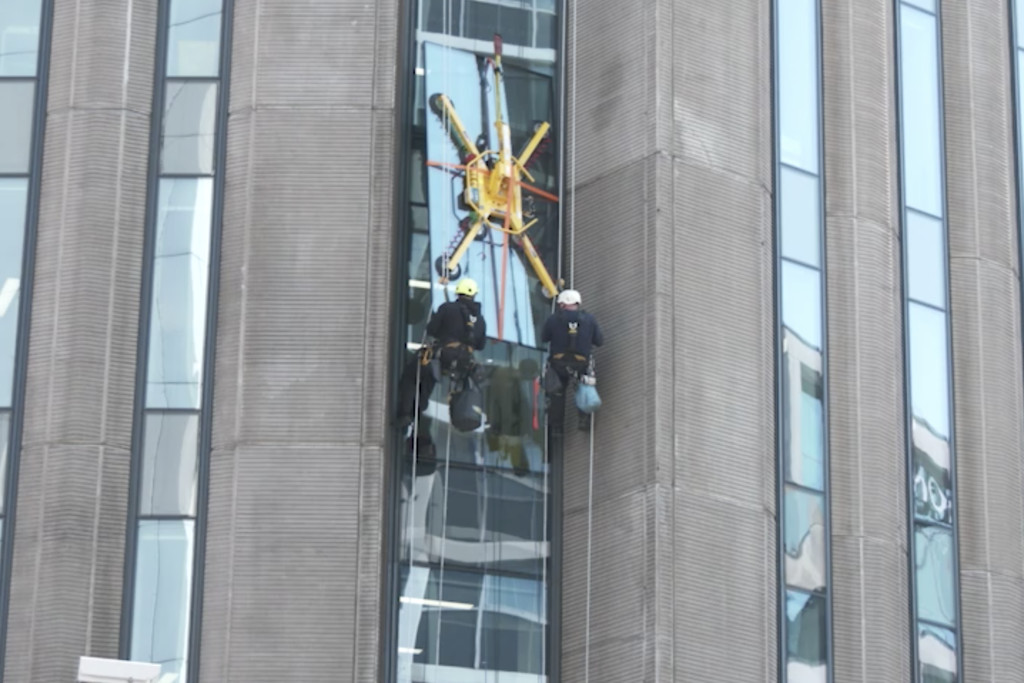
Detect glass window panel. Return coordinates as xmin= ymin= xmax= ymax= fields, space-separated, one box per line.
xmin=904 ymin=0 xmax=936 ymax=13
xmin=479 ymin=574 xmax=545 ymax=674
xmin=778 ymin=0 xmax=819 ymax=172
xmin=166 ymin=0 xmax=223 ymax=77
xmin=908 ymin=303 xmax=950 ymax=439
xmin=786 ymin=590 xmax=827 ymax=681
xmin=899 ymin=6 xmax=943 ymax=217
xmin=782 ymin=340 xmax=824 ymax=490
xmin=398 ymin=566 xmax=481 ymax=672
xmin=0 ymin=412 xmax=9 ymax=512
xmin=130 ymin=519 xmax=195 ymax=682
xmin=0 ymin=180 xmax=27 ymax=408
xmin=424 ymin=0 xmax=459 ymax=35
xmin=1017 ymin=4 xmax=1024 ymax=49
xmin=536 ymin=0 xmax=557 ymax=11
xmin=906 ymin=210 xmax=946 ymax=310
xmin=161 ymin=81 xmax=217 ymax=175
xmin=466 ymin=2 xmax=532 ymax=46
xmin=781 ymin=260 xmax=822 ymax=350
xmin=0 ymin=0 xmax=42 ymax=76
xmin=915 ymin=525 xmax=957 ymax=628
xmin=536 ymin=12 xmax=557 ymax=49
xmin=146 ymin=179 xmax=213 ymax=409
xmin=0 ymin=81 xmax=35 ymax=174
xmin=779 ymin=166 xmax=821 ymax=267
xmin=918 ymin=624 xmax=957 ymax=683
xmin=783 ymin=487 xmax=826 ymax=593
xmin=140 ymin=412 xmax=199 ymax=517
xmin=913 ymin=429 xmax=952 ymax=525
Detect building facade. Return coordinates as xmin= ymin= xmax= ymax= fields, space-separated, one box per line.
xmin=0 ymin=0 xmax=1022 ymax=682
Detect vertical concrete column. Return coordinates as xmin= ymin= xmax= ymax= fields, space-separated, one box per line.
xmin=941 ymin=0 xmax=1024 ymax=677
xmin=3 ymin=1 xmax=156 ymax=680
xmin=198 ymin=1 xmax=398 ymax=680
xmin=821 ymin=1 xmax=910 ymax=681
xmin=562 ymin=1 xmax=774 ymax=680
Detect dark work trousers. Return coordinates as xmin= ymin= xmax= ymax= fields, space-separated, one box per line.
xmin=397 ymin=352 xmax=437 ymax=425
xmin=546 ymin=355 xmax=590 ymax=432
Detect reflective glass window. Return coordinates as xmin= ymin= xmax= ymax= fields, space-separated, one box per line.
xmin=166 ymin=0 xmax=223 ymax=77
xmin=781 ymin=261 xmax=822 ymax=350
xmin=0 ymin=412 xmax=9 ymax=511
xmin=140 ymin=412 xmax=199 ymax=517
xmin=899 ymin=6 xmax=943 ymax=217
xmin=786 ymin=590 xmax=827 ymax=681
xmin=905 ymin=0 xmax=937 ymax=12
xmin=779 ymin=166 xmax=821 ymax=267
xmin=0 ymin=0 xmax=43 ymax=76
xmin=914 ymin=526 xmax=957 ymax=629
xmin=918 ymin=625 xmax=957 ymax=683
xmin=161 ymin=81 xmax=218 ymax=175
xmin=783 ymin=487 xmax=826 ymax=593
xmin=907 ymin=303 xmax=950 ymax=438
xmin=906 ymin=210 xmax=947 ymax=310
xmin=777 ymin=0 xmax=819 ymax=173
xmin=146 ymin=178 xmax=213 ymax=409
xmin=913 ymin=437 xmax=952 ymax=526
xmin=0 ymin=179 xmax=27 ymax=408
xmin=782 ymin=347 xmax=824 ymax=491
xmin=130 ymin=520 xmax=195 ymax=683
xmin=0 ymin=81 xmax=35 ymax=174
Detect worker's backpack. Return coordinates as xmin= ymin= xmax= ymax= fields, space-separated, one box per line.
xmin=449 ymin=380 xmax=484 ymax=432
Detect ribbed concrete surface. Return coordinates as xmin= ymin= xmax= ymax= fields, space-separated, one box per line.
xmin=562 ymin=0 xmax=774 ymax=680
xmin=198 ymin=1 xmax=397 ymax=680
xmin=3 ymin=1 xmax=155 ymax=681
xmin=941 ymin=0 xmax=1024 ymax=678
xmin=822 ymin=1 xmax=911 ymax=682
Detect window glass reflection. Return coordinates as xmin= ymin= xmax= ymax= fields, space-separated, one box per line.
xmin=0 ymin=412 xmax=9 ymax=512
xmin=397 ymin=566 xmax=545 ymax=681
xmin=899 ymin=6 xmax=943 ymax=217
xmin=781 ymin=261 xmax=822 ymax=350
xmin=906 ymin=210 xmax=946 ymax=310
xmin=907 ymin=303 xmax=950 ymax=438
xmin=1017 ymin=2 xmax=1024 ymax=50
xmin=0 ymin=81 xmax=35 ymax=174
xmin=918 ymin=624 xmax=957 ymax=683
xmin=140 ymin=412 xmax=199 ymax=517
xmin=782 ymin=334 xmax=824 ymax=490
xmin=0 ymin=179 xmax=27 ymax=409
xmin=913 ymin=423 xmax=951 ymax=525
xmin=904 ymin=0 xmax=936 ymax=13
xmin=146 ymin=179 xmax=213 ymax=409
xmin=130 ymin=520 xmax=195 ymax=683
xmin=161 ymin=81 xmax=217 ymax=175
xmin=915 ymin=526 xmax=957 ymax=628
xmin=783 ymin=487 xmax=826 ymax=593
xmin=779 ymin=166 xmax=821 ymax=267
xmin=0 ymin=0 xmax=42 ymax=76
xmin=777 ymin=0 xmax=819 ymax=173
xmin=167 ymin=0 xmax=223 ymax=77
xmin=786 ymin=590 xmax=827 ymax=682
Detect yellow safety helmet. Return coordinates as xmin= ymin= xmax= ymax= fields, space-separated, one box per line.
xmin=455 ymin=278 xmax=479 ymax=297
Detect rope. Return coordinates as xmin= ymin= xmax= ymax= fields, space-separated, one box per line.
xmin=584 ymin=416 xmax=594 ymax=683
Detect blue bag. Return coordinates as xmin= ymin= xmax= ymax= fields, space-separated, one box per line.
xmin=575 ymin=382 xmax=602 ymax=414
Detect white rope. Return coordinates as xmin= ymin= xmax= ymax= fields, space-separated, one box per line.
xmin=568 ymin=0 xmax=578 ymax=287
xmin=584 ymin=416 xmax=594 ymax=683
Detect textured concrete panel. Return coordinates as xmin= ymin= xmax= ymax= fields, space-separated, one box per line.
xmin=563 ymin=0 xmax=773 ymax=679
xmin=941 ymin=0 xmax=1024 ymax=676
xmin=200 ymin=1 xmax=396 ymax=680
xmin=822 ymin=1 xmax=910 ymax=681
xmin=4 ymin=1 xmax=155 ymax=679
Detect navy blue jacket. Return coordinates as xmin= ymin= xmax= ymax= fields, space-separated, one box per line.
xmin=541 ymin=309 xmax=603 ymax=357
xmin=427 ymin=298 xmax=487 ymax=349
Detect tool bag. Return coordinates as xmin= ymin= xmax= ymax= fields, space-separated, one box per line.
xmin=575 ymin=375 xmax=602 ymax=414
xmin=449 ymin=379 xmax=484 ymax=432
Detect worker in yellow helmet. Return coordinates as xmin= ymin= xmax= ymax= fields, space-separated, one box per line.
xmin=427 ymin=277 xmax=487 ymax=382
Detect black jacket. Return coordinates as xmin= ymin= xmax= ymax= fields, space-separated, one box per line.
xmin=427 ymin=298 xmax=487 ymax=349
xmin=541 ymin=309 xmax=603 ymax=357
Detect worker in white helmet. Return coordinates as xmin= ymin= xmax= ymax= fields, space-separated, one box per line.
xmin=541 ymin=289 xmax=604 ymax=432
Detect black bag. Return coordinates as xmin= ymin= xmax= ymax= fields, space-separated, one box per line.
xmin=449 ymin=381 xmax=484 ymax=432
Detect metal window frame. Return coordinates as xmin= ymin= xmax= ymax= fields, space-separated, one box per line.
xmin=118 ymin=2 xmax=233 ymax=681
xmin=771 ymin=0 xmax=834 ymax=680
xmin=1009 ymin=0 xmax=1024 ymax=512
xmin=891 ymin=0 xmax=964 ymax=679
xmin=0 ymin=0 xmax=54 ymax=677
xmin=381 ymin=0 xmax=567 ymax=679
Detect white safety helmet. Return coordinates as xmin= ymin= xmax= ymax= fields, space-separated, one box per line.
xmin=557 ymin=289 xmax=582 ymax=306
